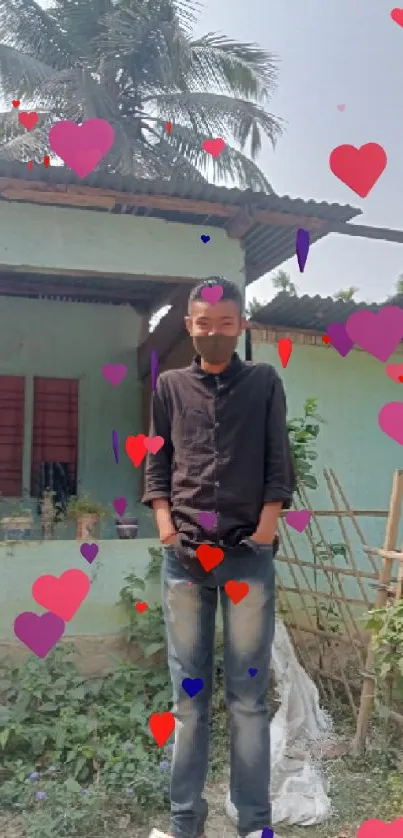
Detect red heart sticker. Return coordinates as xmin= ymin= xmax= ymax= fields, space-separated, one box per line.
xmin=135 ymin=601 xmax=148 ymax=613
xmin=322 ymin=335 xmax=331 ymax=344
xmin=125 ymin=434 xmax=148 ymax=467
xmin=32 ymin=569 xmax=90 ymax=622
xmin=144 ymin=435 xmax=164 ymax=455
xmin=391 ymin=8 xmax=403 ymax=26
xmin=202 ymin=138 xmax=226 ymax=158
xmin=149 ymin=711 xmax=175 ymax=747
xmin=224 ymin=580 xmax=250 ymax=604
xmin=196 ymin=544 xmax=224 ymax=572
xmin=27 ymin=161 xmax=33 ymax=171
xmin=18 ymin=111 xmax=39 ymax=131
xmin=12 ymin=99 xmax=20 ymax=108
xmin=43 ymin=154 xmax=50 ymax=168
xmin=166 ymin=121 xmax=172 ymax=133
xmin=329 ymin=143 xmax=387 ymax=198
xmin=357 ymin=819 xmax=403 ymax=838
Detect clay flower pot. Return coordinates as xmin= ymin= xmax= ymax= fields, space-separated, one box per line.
xmin=76 ymin=513 xmax=100 ymax=540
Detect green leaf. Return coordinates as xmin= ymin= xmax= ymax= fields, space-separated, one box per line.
xmin=65 ymin=777 xmax=81 ymax=793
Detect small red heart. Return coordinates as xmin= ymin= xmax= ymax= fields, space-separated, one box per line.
xmin=224 ymin=580 xmax=250 ymax=605
xmin=12 ymin=99 xmax=20 ymax=108
xmin=399 ymin=376 xmax=403 ymax=382
xmin=18 ymin=111 xmax=39 ymax=131
xmin=135 ymin=601 xmax=148 ymax=613
xmin=125 ymin=434 xmax=148 ymax=468
xmin=322 ymin=335 xmax=331 ymax=344
xmin=196 ymin=544 xmax=224 ymax=572
xmin=202 ymin=138 xmax=226 ymax=158
xmin=329 ymin=143 xmax=387 ymax=198
xmin=43 ymin=154 xmax=50 ymax=168
xmin=391 ymin=8 xmax=403 ymax=27
xmin=149 ymin=711 xmax=175 ymax=747
xmin=27 ymin=161 xmax=33 ymax=171
xmin=166 ymin=121 xmax=172 ymax=133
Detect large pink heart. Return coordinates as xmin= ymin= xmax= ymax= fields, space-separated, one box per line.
xmin=48 ymin=118 xmax=115 ymax=178
xmin=345 ymin=306 xmax=403 ymax=362
xmin=378 ymin=402 xmax=403 ymax=446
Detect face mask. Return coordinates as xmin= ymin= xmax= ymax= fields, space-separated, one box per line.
xmin=193 ymin=334 xmax=238 ymax=365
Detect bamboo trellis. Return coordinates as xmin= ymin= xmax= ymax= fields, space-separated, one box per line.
xmin=275 ymin=468 xmax=403 ymax=729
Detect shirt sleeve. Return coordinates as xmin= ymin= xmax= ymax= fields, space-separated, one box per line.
xmin=263 ymin=370 xmax=295 ymax=509
xmin=141 ymin=376 xmax=173 ymax=507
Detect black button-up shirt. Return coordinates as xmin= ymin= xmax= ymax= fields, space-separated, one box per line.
xmin=142 ymin=353 xmax=295 ymax=569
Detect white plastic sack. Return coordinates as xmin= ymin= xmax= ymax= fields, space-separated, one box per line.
xmin=226 ymin=617 xmax=333 ymax=827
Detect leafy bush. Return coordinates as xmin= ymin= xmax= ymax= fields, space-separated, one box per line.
xmin=288 ymin=397 xmax=324 ymax=492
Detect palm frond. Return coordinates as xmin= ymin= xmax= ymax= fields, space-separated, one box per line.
xmin=0 ymin=44 xmax=55 ymax=99
xmin=145 ymin=90 xmax=283 ymax=156
xmin=0 ymin=0 xmax=76 ymax=71
xmin=0 ymin=120 xmax=50 ymax=161
xmin=188 ymin=34 xmax=279 ymax=100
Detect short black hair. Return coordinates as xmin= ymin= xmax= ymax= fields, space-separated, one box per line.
xmin=188 ymin=276 xmax=244 ymax=314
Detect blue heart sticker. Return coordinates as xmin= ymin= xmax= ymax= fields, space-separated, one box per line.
xmin=248 ymin=667 xmax=258 ymax=677
xmin=200 ymin=235 xmax=211 ymax=243
xmin=182 ymin=677 xmax=204 ymax=698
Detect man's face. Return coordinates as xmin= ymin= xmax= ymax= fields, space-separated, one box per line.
xmin=185 ymin=299 xmax=245 ymax=339
xmin=185 ymin=299 xmax=247 ymax=365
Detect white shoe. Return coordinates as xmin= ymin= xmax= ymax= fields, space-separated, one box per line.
xmin=149 ymin=831 xmax=171 ymax=838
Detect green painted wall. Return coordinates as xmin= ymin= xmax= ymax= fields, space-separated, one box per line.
xmin=252 ymin=338 xmax=403 ymax=600
xmin=0 ymin=294 xmax=150 ymax=529
xmin=0 ymin=202 xmax=244 ymax=281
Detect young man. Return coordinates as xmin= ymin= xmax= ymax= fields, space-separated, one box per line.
xmin=143 ymin=277 xmax=295 ymax=838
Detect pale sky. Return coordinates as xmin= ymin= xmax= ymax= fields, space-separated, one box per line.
xmin=191 ymin=0 xmax=403 ymax=307
xmin=4 ymin=0 xmax=403 ymax=308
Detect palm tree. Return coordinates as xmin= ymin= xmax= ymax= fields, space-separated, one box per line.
xmin=271 ymin=269 xmax=298 ymax=296
xmin=0 ymin=0 xmax=283 ymax=189
xmin=246 ymin=296 xmax=266 ymax=318
xmin=333 ymin=286 xmax=358 ymax=302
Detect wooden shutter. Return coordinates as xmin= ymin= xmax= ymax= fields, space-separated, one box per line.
xmin=0 ymin=376 xmax=25 ymax=497
xmin=30 ymin=377 xmax=78 ymax=496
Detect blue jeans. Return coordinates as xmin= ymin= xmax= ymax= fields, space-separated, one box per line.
xmin=162 ymin=542 xmax=275 ymax=838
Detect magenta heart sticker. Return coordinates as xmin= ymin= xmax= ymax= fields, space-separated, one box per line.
xmin=198 ymin=511 xmax=217 ymax=530
xmin=285 ymin=509 xmax=312 ymax=533
xmin=113 ymin=497 xmax=128 ymax=516
xmin=80 ymin=543 xmax=99 ymax=564
xmin=14 ymin=611 xmax=65 ymax=659
xmin=378 ymin=402 xmax=403 ymax=445
xmin=326 ymin=322 xmax=354 ymax=357
xmin=200 ymin=285 xmax=223 ymax=305
xmin=48 ymin=118 xmax=115 ymax=178
xmin=345 ymin=306 xmax=403 ymax=362
xmin=101 ymin=363 xmax=127 ymax=386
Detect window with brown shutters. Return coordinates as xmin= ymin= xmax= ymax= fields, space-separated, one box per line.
xmin=0 ymin=376 xmax=25 ymax=497
xmin=30 ymin=377 xmax=78 ymax=499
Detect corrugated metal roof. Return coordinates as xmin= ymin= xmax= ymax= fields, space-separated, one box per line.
xmin=251 ymin=292 xmax=403 ymax=332
xmin=0 ymin=160 xmax=362 ymax=285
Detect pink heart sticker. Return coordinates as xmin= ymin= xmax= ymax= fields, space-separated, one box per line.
xmin=200 ymin=285 xmax=223 ymax=305
xmin=144 ymin=436 xmax=165 ymax=454
xmin=202 ymin=138 xmax=226 ymax=158
xmin=378 ymin=402 xmax=403 ymax=446
xmin=345 ymin=306 xmax=403 ymax=362
xmin=32 ymin=569 xmax=90 ymax=622
xmin=385 ymin=363 xmax=403 ymax=383
xmin=357 ymin=819 xmax=403 ymax=838
xmin=101 ymin=364 xmax=127 ymax=386
xmin=49 ymin=118 xmax=115 ymax=178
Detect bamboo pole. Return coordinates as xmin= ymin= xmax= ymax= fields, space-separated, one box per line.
xmin=352 ymin=470 xmax=403 ymax=754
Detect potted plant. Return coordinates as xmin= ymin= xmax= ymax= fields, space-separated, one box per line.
xmin=115 ymin=513 xmax=138 ymax=540
xmin=66 ymin=494 xmax=108 ymax=540
xmin=1 ymin=502 xmax=34 ymax=540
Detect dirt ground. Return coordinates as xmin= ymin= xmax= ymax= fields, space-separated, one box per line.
xmin=0 ymin=754 xmax=396 ymax=838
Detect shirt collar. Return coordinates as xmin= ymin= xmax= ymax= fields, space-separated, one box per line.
xmin=190 ymin=352 xmax=244 ymax=380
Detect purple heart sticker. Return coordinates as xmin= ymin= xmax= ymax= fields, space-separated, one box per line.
xmin=80 ymin=543 xmax=99 ymax=564
xmin=327 ymin=322 xmax=354 ymax=357
xmin=113 ymin=497 xmax=127 ymax=517
xmin=261 ymin=830 xmax=274 ymax=838
xmin=295 ymin=228 xmax=310 ymax=273
xmin=14 ymin=611 xmax=66 ymax=659
xmin=182 ymin=677 xmax=204 ymax=698
xmin=101 ymin=363 xmax=127 ymax=386
xmin=285 ymin=509 xmax=312 ymax=533
xmin=199 ymin=511 xmax=217 ymax=531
